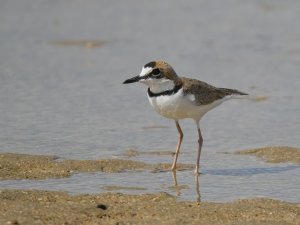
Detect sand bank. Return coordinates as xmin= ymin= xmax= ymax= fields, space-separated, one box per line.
xmin=1 ymin=189 xmax=299 ymax=225
xmin=1 ymin=148 xmax=300 ymax=224
xmin=236 ymin=146 xmax=300 ymax=164
xmin=0 ymin=153 xmax=192 ymax=180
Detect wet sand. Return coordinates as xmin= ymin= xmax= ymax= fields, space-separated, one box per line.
xmin=2 ymin=146 xmax=299 ymax=180
xmin=1 ymin=189 xmax=299 ymax=225
xmin=0 ymin=153 xmax=146 ymax=180
xmin=0 ymin=153 xmax=193 ymax=180
xmin=1 ymin=148 xmax=300 ymax=224
xmin=236 ymin=146 xmax=300 ymax=164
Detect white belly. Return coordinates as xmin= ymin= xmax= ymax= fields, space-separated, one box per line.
xmin=147 ymin=89 xmax=224 ymax=121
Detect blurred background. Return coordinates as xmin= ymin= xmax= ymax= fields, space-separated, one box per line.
xmin=0 ymin=0 xmax=299 ymax=201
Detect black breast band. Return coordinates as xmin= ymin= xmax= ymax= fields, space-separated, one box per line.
xmin=147 ymin=84 xmax=182 ymax=97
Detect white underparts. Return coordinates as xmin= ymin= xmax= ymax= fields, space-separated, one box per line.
xmin=148 ymin=89 xmax=227 ymax=121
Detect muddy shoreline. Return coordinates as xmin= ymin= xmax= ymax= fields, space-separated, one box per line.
xmin=1 ymin=147 xmax=300 ymax=224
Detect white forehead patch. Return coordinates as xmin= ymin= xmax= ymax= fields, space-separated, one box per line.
xmin=139 ymin=67 xmax=152 ymax=77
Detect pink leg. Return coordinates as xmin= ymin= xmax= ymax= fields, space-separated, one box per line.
xmin=195 ymin=173 xmax=201 ymax=202
xmin=195 ymin=122 xmax=203 ymax=175
xmin=171 ymin=120 xmax=183 ymax=171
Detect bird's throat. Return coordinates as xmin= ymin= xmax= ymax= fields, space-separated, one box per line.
xmin=147 ymin=79 xmax=176 ymax=93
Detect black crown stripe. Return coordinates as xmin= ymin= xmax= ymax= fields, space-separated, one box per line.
xmin=144 ymin=61 xmax=156 ymax=68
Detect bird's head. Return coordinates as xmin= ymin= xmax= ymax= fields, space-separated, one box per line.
xmin=123 ymin=61 xmax=181 ymax=93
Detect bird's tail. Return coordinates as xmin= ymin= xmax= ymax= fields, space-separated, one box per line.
xmin=216 ymin=88 xmax=249 ymax=100
xmin=218 ymin=88 xmax=248 ymax=95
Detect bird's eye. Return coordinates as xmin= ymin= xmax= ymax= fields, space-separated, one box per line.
xmin=151 ymin=68 xmax=160 ymax=76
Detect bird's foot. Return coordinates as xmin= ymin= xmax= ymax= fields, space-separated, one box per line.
xmin=194 ymin=170 xmax=201 ymax=176
xmin=194 ymin=165 xmax=201 ymax=175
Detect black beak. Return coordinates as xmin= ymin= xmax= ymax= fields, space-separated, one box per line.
xmin=123 ymin=75 xmax=141 ymax=84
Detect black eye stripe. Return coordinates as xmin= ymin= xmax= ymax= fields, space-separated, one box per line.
xmin=141 ymin=68 xmax=162 ymax=80
xmin=151 ymin=68 xmax=160 ymax=76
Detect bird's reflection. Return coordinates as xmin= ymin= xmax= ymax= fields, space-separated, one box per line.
xmin=194 ymin=174 xmax=201 ymax=202
xmin=171 ymin=170 xmax=201 ymax=202
xmin=171 ymin=170 xmax=180 ymax=196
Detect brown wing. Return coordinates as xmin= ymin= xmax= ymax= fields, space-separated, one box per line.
xmin=181 ymin=77 xmax=247 ymax=105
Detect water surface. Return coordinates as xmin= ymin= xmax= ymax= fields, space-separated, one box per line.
xmin=0 ymin=0 xmax=299 ymax=202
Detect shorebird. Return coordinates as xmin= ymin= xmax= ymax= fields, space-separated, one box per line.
xmin=123 ymin=61 xmax=247 ymax=174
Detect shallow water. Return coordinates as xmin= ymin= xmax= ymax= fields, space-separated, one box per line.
xmin=1 ymin=162 xmax=299 ymax=203
xmin=0 ymin=0 xmax=300 ymax=202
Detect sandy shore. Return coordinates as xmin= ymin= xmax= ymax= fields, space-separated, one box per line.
xmin=236 ymin=146 xmax=300 ymax=164
xmin=1 ymin=146 xmax=299 ymax=180
xmin=0 ymin=153 xmax=193 ymax=180
xmin=1 ymin=189 xmax=299 ymax=225
xmin=1 ymin=147 xmax=300 ymax=224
